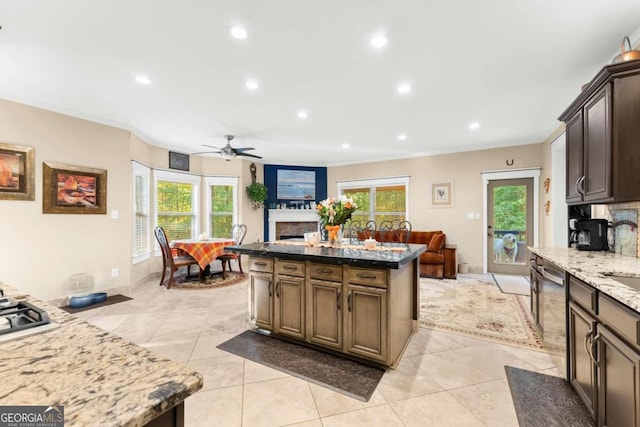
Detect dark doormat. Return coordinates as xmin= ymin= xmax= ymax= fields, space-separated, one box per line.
xmin=60 ymin=294 xmax=133 ymax=313
xmin=217 ymin=330 xmax=385 ymax=402
xmin=505 ymin=366 xmax=595 ymax=427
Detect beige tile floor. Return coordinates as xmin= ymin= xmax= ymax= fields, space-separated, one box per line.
xmin=74 ymin=276 xmax=563 ymax=427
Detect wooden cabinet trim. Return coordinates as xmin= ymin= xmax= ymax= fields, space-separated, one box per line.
xmin=598 ymin=293 xmax=640 ymax=347
xmin=569 ymin=275 xmax=597 ymax=312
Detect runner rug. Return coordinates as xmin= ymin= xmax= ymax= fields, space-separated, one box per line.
xmin=505 ymin=366 xmax=595 ymax=426
xmin=419 ymin=274 xmax=544 ymax=350
xmin=217 ymin=330 xmax=385 ymax=402
xmin=60 ymin=294 xmax=132 ymax=313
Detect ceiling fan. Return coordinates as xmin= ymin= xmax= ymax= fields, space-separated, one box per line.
xmin=193 ymin=135 xmax=262 ymax=161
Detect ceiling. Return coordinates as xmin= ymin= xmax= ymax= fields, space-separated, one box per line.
xmin=1 ymin=1 xmax=639 ymax=167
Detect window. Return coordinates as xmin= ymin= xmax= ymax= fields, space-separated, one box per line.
xmin=205 ymin=176 xmax=238 ymax=238
xmin=154 ymin=170 xmax=200 ymax=241
xmin=132 ymin=161 xmax=150 ymax=263
xmin=338 ymin=176 xmax=409 ymax=225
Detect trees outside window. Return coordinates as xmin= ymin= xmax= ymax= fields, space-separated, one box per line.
xmin=205 ymin=177 xmax=238 ymax=238
xmin=339 ymin=177 xmax=409 ymax=226
xmin=154 ymin=170 xmax=200 ymax=241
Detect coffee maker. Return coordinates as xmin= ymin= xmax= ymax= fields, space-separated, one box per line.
xmin=570 ymin=219 xmax=609 ymax=251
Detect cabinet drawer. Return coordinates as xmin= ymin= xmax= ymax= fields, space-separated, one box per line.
xmin=309 ymin=263 xmax=342 ymax=282
xmin=250 ymin=258 xmax=273 ymax=273
xmin=598 ymin=293 xmax=640 ymax=347
xmin=569 ymin=276 xmax=597 ymax=312
xmin=275 ymin=260 xmax=305 ymax=277
xmin=348 ymin=267 xmax=387 ymax=288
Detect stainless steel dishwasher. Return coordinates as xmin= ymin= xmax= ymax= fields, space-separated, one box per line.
xmin=538 ymin=259 xmax=567 ymax=378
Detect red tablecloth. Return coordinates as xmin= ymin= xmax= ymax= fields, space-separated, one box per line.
xmin=171 ymin=239 xmax=235 ymax=269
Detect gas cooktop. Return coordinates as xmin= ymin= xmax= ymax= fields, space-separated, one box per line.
xmin=0 ymin=288 xmax=59 ymax=344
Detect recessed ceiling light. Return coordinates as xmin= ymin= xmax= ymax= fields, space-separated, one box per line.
xmin=370 ymin=33 xmax=388 ymax=49
xmin=297 ymin=110 xmax=308 ymax=119
xmin=245 ymin=79 xmax=259 ymax=90
xmin=135 ymin=75 xmax=152 ymax=85
xmin=341 ymin=143 xmax=350 ymax=150
xmin=397 ymin=82 xmax=411 ymax=95
xmin=230 ymin=26 xmax=248 ymax=40
xmin=397 ymin=133 xmax=407 ymax=141
xmin=469 ymin=121 xmax=480 ymax=130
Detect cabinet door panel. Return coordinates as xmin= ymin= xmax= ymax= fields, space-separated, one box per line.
xmin=274 ymin=276 xmax=305 ymax=339
xmin=583 ymin=85 xmax=612 ymax=202
xmin=566 ymin=111 xmax=584 ymax=204
xmin=597 ymin=326 xmax=640 ymax=427
xmin=308 ymin=280 xmax=342 ymax=350
xmin=569 ymin=301 xmax=597 ymax=419
xmin=346 ymin=284 xmax=387 ymax=362
xmin=250 ymin=273 xmax=273 ymax=330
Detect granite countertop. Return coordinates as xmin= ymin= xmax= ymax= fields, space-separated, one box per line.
xmin=225 ymin=241 xmax=426 ymax=269
xmin=0 ymin=284 xmax=203 ymax=427
xmin=529 ymin=247 xmax=640 ymax=312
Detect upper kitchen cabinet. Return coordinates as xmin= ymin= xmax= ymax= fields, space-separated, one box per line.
xmin=559 ymin=59 xmax=640 ymax=205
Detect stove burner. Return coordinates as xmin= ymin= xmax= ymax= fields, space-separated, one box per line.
xmin=0 ymin=288 xmax=58 ymax=342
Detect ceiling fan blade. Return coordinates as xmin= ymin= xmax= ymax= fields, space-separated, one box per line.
xmin=233 ymin=147 xmax=255 ymax=152
xmin=202 ymin=144 xmax=221 ymax=149
xmin=192 ymin=150 xmax=222 ymax=155
xmin=238 ymin=152 xmax=263 ymax=159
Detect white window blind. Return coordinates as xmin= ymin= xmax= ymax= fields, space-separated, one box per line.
xmin=132 ymin=162 xmax=150 ymax=263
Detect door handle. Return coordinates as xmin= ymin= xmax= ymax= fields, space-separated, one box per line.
xmin=583 ymin=327 xmax=593 ymax=362
xmin=276 ymin=280 xmax=280 ymax=298
xmin=577 ymin=176 xmax=585 ymax=196
xmin=336 ymin=290 xmax=341 ymax=310
xmin=347 ymin=291 xmax=352 ymax=312
xmin=590 ymin=333 xmax=600 ymax=366
xmin=268 ymin=279 xmax=272 ymax=297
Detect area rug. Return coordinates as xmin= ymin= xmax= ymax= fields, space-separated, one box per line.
xmin=420 ymin=274 xmax=544 ymax=350
xmin=60 ymin=294 xmax=132 ymax=313
xmin=505 ymin=366 xmax=595 ymax=426
xmin=171 ymin=271 xmax=247 ymax=289
xmin=217 ymin=330 xmax=385 ymax=402
xmin=493 ymin=273 xmax=531 ymax=296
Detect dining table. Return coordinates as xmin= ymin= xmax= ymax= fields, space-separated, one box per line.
xmin=171 ymin=238 xmax=236 ymax=282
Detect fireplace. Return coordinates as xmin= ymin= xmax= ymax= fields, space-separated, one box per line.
xmin=268 ymin=209 xmax=320 ymax=241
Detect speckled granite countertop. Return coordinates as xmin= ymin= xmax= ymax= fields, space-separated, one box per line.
xmin=0 ymin=284 xmax=203 ymax=427
xmin=529 ymin=247 xmax=640 ymax=312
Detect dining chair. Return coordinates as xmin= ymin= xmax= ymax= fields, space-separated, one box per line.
xmin=216 ymin=224 xmax=248 ymax=276
xmin=348 ymin=220 xmax=376 ymax=243
xmin=153 ymin=226 xmax=198 ymax=289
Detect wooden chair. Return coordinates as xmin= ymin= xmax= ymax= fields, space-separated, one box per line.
xmin=154 ymin=226 xmax=198 ymax=289
xmin=216 ymin=224 xmax=247 ymax=276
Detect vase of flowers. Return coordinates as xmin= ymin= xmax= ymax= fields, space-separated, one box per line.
xmin=316 ymin=196 xmax=358 ymax=247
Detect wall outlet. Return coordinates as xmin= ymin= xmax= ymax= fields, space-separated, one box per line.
xmin=111 ymin=210 xmax=118 ymax=219
xmin=475 ymin=213 xmax=480 ymax=219
xmin=467 ymin=212 xmax=474 ymax=219
xmin=111 ymin=268 xmax=119 ymax=277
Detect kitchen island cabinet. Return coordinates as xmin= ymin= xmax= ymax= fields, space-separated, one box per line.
xmin=232 ymin=241 xmax=425 ymax=368
xmin=0 ymin=285 xmax=202 ymax=427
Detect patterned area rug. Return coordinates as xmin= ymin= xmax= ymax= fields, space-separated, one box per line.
xmin=171 ymin=271 xmax=247 ymax=289
xmin=420 ymin=274 xmax=544 ymax=350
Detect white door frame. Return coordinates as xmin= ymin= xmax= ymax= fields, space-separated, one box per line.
xmin=481 ymin=167 xmax=541 ymax=273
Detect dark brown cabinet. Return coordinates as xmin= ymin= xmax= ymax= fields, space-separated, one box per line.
xmin=568 ymin=274 xmax=640 ymax=426
xmin=559 ymin=60 xmax=640 ymax=205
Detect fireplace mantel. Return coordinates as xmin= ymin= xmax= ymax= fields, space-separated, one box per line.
xmin=268 ymin=209 xmax=319 ymax=241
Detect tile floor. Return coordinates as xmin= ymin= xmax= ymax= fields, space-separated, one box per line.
xmin=74 ymin=276 xmax=562 ymax=427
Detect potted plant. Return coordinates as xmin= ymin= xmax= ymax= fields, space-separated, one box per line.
xmin=246 ymin=182 xmax=268 ymax=211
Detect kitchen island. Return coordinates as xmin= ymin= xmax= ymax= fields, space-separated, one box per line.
xmin=0 ymin=284 xmax=203 ymax=427
xmin=225 ymin=241 xmax=426 ymax=368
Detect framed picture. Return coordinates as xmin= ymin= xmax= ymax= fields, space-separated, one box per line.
xmin=43 ymin=162 xmax=107 ymax=214
xmin=0 ymin=142 xmax=35 ymax=201
xmin=169 ymin=151 xmax=190 ymax=171
xmin=430 ymin=180 xmax=454 ymax=208
xmin=277 ymin=169 xmax=315 ymax=200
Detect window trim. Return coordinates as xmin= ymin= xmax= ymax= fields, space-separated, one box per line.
xmin=204 ymin=176 xmax=239 ymax=238
xmin=132 ymin=161 xmax=151 ymax=264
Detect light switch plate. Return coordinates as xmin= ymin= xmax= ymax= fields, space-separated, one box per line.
xmin=111 ymin=210 xmax=118 ymax=219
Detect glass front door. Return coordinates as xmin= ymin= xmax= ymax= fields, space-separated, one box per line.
xmin=487 ymin=178 xmax=533 ymax=275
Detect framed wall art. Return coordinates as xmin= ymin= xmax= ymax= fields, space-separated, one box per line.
xmin=430 ymin=180 xmax=454 ymax=208
xmin=169 ymin=151 xmax=190 ymax=171
xmin=0 ymin=142 xmax=35 ymax=201
xmin=43 ymin=162 xmax=107 ymax=214
xmin=276 ymin=169 xmax=316 ymax=200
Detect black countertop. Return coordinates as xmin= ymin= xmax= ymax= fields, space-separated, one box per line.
xmin=225 ymin=241 xmax=426 ymax=269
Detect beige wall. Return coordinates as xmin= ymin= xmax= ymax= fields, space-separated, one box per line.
xmin=328 ymin=143 xmax=545 ymax=272
xmin=1 ymin=99 xmax=264 ymax=301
